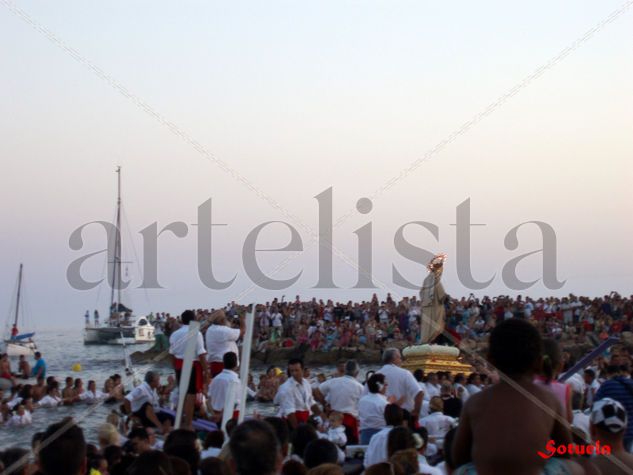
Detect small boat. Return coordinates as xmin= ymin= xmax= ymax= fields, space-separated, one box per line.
xmin=83 ymin=167 xmax=155 ymax=345
xmin=3 ymin=264 xmax=38 ymax=357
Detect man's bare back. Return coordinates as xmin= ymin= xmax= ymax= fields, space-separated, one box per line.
xmin=454 ymin=377 xmax=574 ymax=475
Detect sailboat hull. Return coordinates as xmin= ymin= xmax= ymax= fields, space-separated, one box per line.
xmin=84 ymin=323 xmax=155 ymax=345
xmin=4 ymin=340 xmax=37 ymax=356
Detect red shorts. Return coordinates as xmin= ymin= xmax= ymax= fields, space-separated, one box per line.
xmin=210 ymin=361 xmax=224 ymax=378
xmin=174 ymin=358 xmax=203 ymax=394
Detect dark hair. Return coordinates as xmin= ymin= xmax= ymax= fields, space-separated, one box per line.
xmin=103 ymin=445 xmax=124 ymax=467
xmin=367 ymin=373 xmax=386 ymax=393
xmin=384 ymin=404 xmax=404 ymax=427
xmin=488 ymin=318 xmax=543 ymax=376
xmin=413 ymin=369 xmax=424 ymax=382
xmin=303 ymin=439 xmax=339 ymax=469
xmin=164 ymin=429 xmax=200 ymax=474
xmin=223 ymin=351 xmax=238 ymax=370
xmin=541 ymin=339 xmax=562 ymax=384
xmin=288 ymin=358 xmax=304 ymax=369
xmin=281 ymin=459 xmax=307 ymax=475
xmin=387 ymin=427 xmax=415 ymax=458
xmin=181 ymin=310 xmax=195 ymax=325
xmin=203 ymin=430 xmax=225 ymax=449
xmin=444 ymin=427 xmax=457 ymax=470
xmin=129 ymin=450 xmax=173 ymax=475
xmin=413 ymin=426 xmax=429 ymax=447
xmin=169 ymin=456 xmax=190 ymax=475
xmin=229 ymin=420 xmax=280 ymax=475
xmin=35 ymin=351 xmax=42 ymax=358
xmin=467 ymin=373 xmax=479 ymax=384
xmin=264 ymin=416 xmax=290 ymax=448
xmin=584 ymin=368 xmax=595 ymax=379
xmin=0 ymin=447 xmax=29 ymax=474
xmin=200 ymin=457 xmax=231 ymax=475
xmin=31 ymin=431 xmax=45 ymax=449
xmin=128 ymin=427 xmax=149 ymax=441
xmin=290 ymin=424 xmax=318 ymax=458
xmin=39 ymin=419 xmax=87 ymax=475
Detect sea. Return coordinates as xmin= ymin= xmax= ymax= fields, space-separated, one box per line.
xmin=1 ymin=329 xmax=375 ymax=450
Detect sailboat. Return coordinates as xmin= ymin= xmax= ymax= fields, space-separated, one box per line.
xmin=4 ymin=264 xmax=37 ymax=357
xmin=83 ymin=167 xmax=155 ymax=345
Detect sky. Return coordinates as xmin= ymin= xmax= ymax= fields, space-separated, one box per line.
xmin=1 ymin=1 xmax=632 ymax=329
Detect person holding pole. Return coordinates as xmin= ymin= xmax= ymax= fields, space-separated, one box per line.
xmin=208 ymin=351 xmax=241 ymax=422
xmin=205 ymin=309 xmax=245 ymax=377
xmin=169 ymin=309 xmax=208 ymax=428
xmin=315 ymin=359 xmax=364 ymax=444
xmin=274 ymin=358 xmax=314 ymax=429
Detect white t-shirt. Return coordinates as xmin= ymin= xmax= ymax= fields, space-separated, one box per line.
xmin=9 ymin=411 xmax=32 ymax=426
xmin=363 ymin=426 xmax=392 ymax=467
xmin=378 ymin=364 xmax=423 ymax=411
xmin=80 ymin=390 xmax=107 ymax=404
xmin=38 ymin=394 xmax=62 ymax=408
xmin=327 ymin=426 xmax=347 ymax=448
xmin=205 ymin=324 xmax=240 ymax=364
xmin=319 ymin=376 xmax=364 ymax=417
xmin=419 ymin=411 xmax=455 ymax=446
xmin=274 ymin=378 xmax=315 ymax=416
xmin=358 ymin=393 xmax=388 ymax=431
xmin=169 ymin=325 xmax=206 ymax=359
xmin=125 ymin=382 xmax=160 ymax=413
xmin=207 ymin=369 xmax=240 ymax=412
xmin=425 ymin=382 xmax=441 ymax=400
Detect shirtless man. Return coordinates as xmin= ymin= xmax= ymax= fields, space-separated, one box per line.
xmin=452 ymin=318 xmax=583 ymax=475
xmin=17 ymin=355 xmax=31 ymax=379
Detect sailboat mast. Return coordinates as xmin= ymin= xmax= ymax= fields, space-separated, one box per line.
xmin=116 ymin=167 xmax=122 ymax=310
xmin=110 ymin=167 xmax=122 ymax=317
xmin=14 ymin=263 xmax=23 ymax=327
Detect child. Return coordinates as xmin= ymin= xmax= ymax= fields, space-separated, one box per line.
xmin=9 ymin=404 xmax=32 ymax=426
xmin=326 ymin=411 xmax=347 ymax=448
xmin=452 ymin=318 xmax=582 ymax=475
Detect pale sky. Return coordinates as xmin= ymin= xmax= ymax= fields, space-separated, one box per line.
xmin=1 ymin=1 xmax=632 ymax=329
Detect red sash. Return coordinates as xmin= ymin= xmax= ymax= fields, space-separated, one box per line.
xmin=173 ymin=358 xmax=203 ymax=393
xmin=295 ymin=410 xmax=310 ymax=424
xmin=342 ymin=413 xmax=359 ymax=441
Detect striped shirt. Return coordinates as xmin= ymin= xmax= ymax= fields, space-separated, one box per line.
xmin=595 ymin=376 xmax=633 ymax=441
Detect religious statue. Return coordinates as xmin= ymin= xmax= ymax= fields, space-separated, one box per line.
xmin=419 ymin=253 xmax=447 ymax=343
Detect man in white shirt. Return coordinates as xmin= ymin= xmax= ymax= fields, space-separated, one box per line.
xmin=274 ymin=358 xmax=315 ymax=429
xmin=363 ymin=404 xmax=404 ymax=468
xmin=377 ymin=348 xmax=423 ymax=418
xmin=124 ymin=371 xmax=173 ymax=432
xmin=207 ymin=351 xmax=241 ymax=422
xmin=424 ymin=372 xmax=441 ymax=401
xmin=205 ymin=310 xmax=245 ymax=377
xmin=316 ymin=360 xmax=364 ymax=444
xmin=169 ymin=310 xmax=209 ymax=429
xmin=80 ymin=380 xmax=107 ymax=404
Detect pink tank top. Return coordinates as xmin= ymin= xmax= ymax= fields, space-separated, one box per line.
xmin=534 ymin=376 xmax=570 ymax=412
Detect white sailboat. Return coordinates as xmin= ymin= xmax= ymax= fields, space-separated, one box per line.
xmin=4 ymin=264 xmax=37 ymax=357
xmin=83 ymin=167 xmax=155 ymax=345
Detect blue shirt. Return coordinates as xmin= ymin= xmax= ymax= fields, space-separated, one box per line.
xmin=31 ymin=358 xmax=46 ymax=379
xmin=595 ymin=376 xmax=633 ymax=440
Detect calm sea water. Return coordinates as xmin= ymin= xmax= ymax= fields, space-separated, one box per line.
xmin=1 ymin=329 xmax=371 ymax=450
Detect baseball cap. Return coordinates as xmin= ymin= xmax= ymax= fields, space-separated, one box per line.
xmin=591 ymin=397 xmax=628 ymax=433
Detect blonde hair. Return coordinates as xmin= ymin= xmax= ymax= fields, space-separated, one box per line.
xmin=97 ymin=423 xmax=120 ymax=447
xmin=429 ymin=396 xmax=444 ymax=413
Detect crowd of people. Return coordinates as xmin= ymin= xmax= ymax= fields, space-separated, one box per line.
xmin=1 ymin=291 xmax=633 ymax=474
xmin=150 ymin=291 xmax=633 ymax=352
